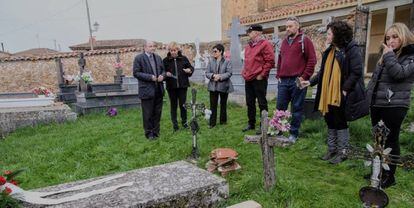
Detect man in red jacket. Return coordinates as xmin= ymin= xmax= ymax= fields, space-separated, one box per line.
xmin=276 ymin=16 xmax=317 ymax=142
xmin=242 ymin=24 xmax=275 ymax=133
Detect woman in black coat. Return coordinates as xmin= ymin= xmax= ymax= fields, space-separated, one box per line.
xmin=163 ymin=42 xmax=194 ymax=131
xmin=306 ymin=20 xmax=364 ymax=164
xmin=366 ymin=23 xmax=414 ymax=188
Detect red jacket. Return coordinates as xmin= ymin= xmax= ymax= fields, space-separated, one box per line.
xmin=242 ymin=39 xmax=275 ymax=81
xmin=276 ymin=31 xmax=316 ymax=80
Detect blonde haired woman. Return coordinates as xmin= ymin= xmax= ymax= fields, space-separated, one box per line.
xmin=366 ymin=23 xmax=414 ymax=188
xmin=163 ymin=42 xmax=194 ymax=131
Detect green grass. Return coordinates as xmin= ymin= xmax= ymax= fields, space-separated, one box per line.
xmin=1 ymin=84 xmax=414 ymax=207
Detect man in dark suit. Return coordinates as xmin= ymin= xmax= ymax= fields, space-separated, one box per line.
xmin=133 ymin=40 xmax=165 ymax=140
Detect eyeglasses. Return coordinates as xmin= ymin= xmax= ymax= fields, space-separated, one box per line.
xmin=212 ymin=50 xmax=219 ymax=53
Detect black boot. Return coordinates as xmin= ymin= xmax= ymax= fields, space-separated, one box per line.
xmin=381 ymin=172 xmax=396 ymax=189
xmin=173 ymin=123 xmax=179 ymax=131
xmin=329 ymin=128 xmax=349 ymax=164
xmin=321 ymin=129 xmax=337 ymax=161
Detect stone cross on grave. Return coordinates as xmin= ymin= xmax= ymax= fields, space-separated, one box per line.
xmin=272 ymin=29 xmax=281 ymax=70
xmin=77 ymin=53 xmax=87 ymax=92
xmin=78 ymin=52 xmax=86 ymax=75
xmin=226 ymin=17 xmax=245 ymax=71
xmin=184 ymin=88 xmax=207 ymax=161
xmin=244 ymin=110 xmax=293 ymax=191
xmin=55 ymin=58 xmax=64 ymax=85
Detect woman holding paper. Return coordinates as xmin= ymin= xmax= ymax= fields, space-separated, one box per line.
xmin=163 ymin=42 xmax=194 ymax=131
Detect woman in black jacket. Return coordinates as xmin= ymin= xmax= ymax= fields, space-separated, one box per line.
xmin=306 ymin=20 xmax=364 ymax=164
xmin=163 ymin=42 xmax=194 ymax=131
xmin=366 ymin=23 xmax=414 ymax=188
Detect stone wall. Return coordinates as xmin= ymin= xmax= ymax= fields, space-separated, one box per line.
xmin=0 ymin=48 xmax=177 ymax=94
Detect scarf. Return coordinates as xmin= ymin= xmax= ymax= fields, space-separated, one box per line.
xmin=318 ymin=47 xmax=341 ymax=115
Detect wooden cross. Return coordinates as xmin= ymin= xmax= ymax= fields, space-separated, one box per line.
xmin=244 ymin=110 xmax=293 ymax=191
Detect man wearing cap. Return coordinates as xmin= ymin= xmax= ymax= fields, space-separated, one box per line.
xmin=276 ymin=16 xmax=317 ymax=143
xmin=241 ymin=24 xmax=275 ymax=133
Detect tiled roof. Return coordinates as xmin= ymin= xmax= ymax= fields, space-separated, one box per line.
xmin=240 ymin=0 xmax=378 ymax=24
xmin=12 ymin=48 xmax=59 ymax=57
xmin=0 ymin=51 xmax=11 ymax=58
xmin=0 ymin=47 xmax=142 ymax=62
xmin=69 ymin=39 xmax=162 ymax=50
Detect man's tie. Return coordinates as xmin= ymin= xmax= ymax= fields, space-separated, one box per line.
xmin=149 ymin=54 xmax=157 ymax=76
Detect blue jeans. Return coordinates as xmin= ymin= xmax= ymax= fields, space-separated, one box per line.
xmin=276 ymin=77 xmax=307 ymax=137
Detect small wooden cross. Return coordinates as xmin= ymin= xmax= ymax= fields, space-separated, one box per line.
xmin=244 ymin=110 xmax=293 ymax=191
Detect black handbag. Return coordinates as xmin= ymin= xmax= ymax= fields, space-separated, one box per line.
xmin=345 ymin=80 xmax=369 ymax=121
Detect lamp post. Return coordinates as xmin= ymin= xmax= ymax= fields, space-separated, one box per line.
xmin=85 ymin=0 xmax=99 ymax=50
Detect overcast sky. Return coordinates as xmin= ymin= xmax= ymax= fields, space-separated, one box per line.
xmin=0 ymin=0 xmax=222 ymax=53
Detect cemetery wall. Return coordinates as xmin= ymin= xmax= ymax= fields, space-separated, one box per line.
xmin=0 ymin=51 xmax=139 ymax=93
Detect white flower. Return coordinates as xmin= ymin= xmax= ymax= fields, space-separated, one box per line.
xmin=204 ymin=109 xmax=212 ymax=120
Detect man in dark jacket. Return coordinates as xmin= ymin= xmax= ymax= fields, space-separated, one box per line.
xmin=163 ymin=42 xmax=194 ymax=131
xmin=241 ymin=24 xmax=275 ymax=133
xmin=276 ymin=16 xmax=317 ymax=142
xmin=133 ymin=40 xmax=165 ymax=140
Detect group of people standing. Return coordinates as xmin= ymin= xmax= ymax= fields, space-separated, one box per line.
xmin=133 ymin=17 xmax=414 ymax=189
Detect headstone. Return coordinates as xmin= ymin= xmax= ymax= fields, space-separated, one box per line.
xmin=22 ymin=161 xmax=228 ymax=208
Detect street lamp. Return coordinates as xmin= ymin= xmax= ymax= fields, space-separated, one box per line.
xmin=85 ymin=0 xmax=99 ymax=50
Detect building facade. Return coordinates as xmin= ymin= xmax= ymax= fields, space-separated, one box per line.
xmin=222 ymin=0 xmax=414 ymax=74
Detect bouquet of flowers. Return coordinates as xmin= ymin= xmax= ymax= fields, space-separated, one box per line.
xmin=32 ymin=86 xmax=52 ymax=97
xmin=0 ymin=169 xmax=24 ymax=208
xmin=74 ymin=71 xmax=94 ymax=84
xmin=268 ymin=110 xmax=291 ymax=136
xmin=106 ymin=107 xmax=118 ymax=117
xmin=113 ymin=62 xmax=125 ymax=69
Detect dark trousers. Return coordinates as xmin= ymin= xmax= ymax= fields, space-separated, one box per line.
xmin=209 ymin=91 xmax=229 ymax=126
xmin=167 ymin=88 xmax=187 ymax=127
xmin=276 ymin=77 xmax=307 ymax=137
xmin=370 ymin=106 xmax=408 ymax=177
xmin=141 ymin=87 xmax=163 ymax=138
xmin=245 ymin=79 xmax=268 ymax=127
xmin=324 ymin=104 xmax=348 ymax=130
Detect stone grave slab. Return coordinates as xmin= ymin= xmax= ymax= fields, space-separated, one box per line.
xmin=24 ymin=160 xmax=228 ymax=208
xmin=0 ymin=104 xmax=77 ymax=138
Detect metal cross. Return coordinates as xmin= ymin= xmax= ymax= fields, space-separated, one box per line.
xmin=347 ymin=120 xmax=414 ymax=207
xmin=184 ymin=88 xmax=206 ymax=160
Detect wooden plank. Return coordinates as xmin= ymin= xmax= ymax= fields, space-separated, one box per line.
xmin=245 ymin=135 xmax=292 ymax=147
xmin=259 ymin=110 xmax=275 ymax=191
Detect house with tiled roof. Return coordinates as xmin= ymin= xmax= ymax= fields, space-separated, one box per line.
xmin=0 ymin=51 xmax=11 ymax=58
xmin=222 ymin=0 xmax=413 ymax=73
xmin=12 ymin=48 xmax=58 ymax=57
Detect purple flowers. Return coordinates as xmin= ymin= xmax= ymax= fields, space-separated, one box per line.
xmin=107 ymin=107 xmax=118 ymax=117
xmin=268 ymin=110 xmax=291 ymax=136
